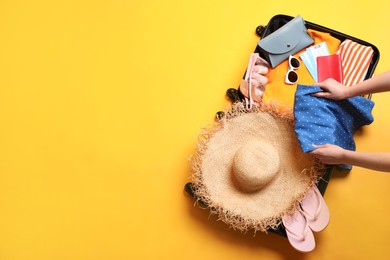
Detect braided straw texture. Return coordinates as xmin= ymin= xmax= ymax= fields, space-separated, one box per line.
xmin=190 ymin=102 xmax=324 ymax=234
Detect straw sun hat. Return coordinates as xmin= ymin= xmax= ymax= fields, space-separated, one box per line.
xmin=190 ymin=102 xmax=324 ymax=234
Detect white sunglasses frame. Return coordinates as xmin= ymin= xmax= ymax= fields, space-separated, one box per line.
xmin=285 ymin=55 xmax=301 ymax=85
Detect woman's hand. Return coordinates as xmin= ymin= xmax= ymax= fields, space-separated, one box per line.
xmin=311 ymin=78 xmax=350 ymax=100
xmin=310 ymin=144 xmax=347 ymax=165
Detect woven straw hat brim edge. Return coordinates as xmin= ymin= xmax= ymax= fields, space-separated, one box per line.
xmin=189 ymin=102 xmax=325 ymax=234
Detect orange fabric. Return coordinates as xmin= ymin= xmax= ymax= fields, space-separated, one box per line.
xmin=336 ymin=39 xmax=374 ymax=87
xmin=262 ymin=29 xmax=341 ymax=107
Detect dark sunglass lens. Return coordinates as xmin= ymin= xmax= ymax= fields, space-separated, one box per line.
xmin=290 ymin=58 xmax=300 ymax=68
xmin=288 ymin=71 xmax=298 ymax=83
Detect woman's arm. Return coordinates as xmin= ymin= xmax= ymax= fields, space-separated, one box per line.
xmin=310 ymin=144 xmax=390 ymax=172
xmin=312 ymin=71 xmax=390 ymax=100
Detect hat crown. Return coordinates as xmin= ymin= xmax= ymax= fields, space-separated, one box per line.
xmin=233 ymin=141 xmax=281 ymax=192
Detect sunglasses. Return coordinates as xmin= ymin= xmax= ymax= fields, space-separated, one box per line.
xmin=285 ymin=55 xmax=300 ymax=85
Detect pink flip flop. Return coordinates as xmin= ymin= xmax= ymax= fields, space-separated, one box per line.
xmin=300 ymin=185 xmax=330 ymax=232
xmin=282 ymin=210 xmax=315 ymax=253
xmin=239 ymin=53 xmax=270 ymax=110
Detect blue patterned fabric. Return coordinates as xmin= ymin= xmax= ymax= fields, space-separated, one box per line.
xmin=294 ymin=85 xmax=375 ymax=169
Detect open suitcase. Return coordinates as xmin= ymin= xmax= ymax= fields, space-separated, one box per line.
xmin=185 ymin=14 xmax=380 ymax=237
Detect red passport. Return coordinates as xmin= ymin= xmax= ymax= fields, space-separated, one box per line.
xmin=317 ymin=54 xmax=344 ymax=83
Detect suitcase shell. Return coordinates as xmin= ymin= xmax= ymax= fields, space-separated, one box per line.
xmin=255 ymin=14 xmax=379 ymax=82
xmin=254 ymin=14 xmax=380 ymax=237
xmin=185 ymin=14 xmax=380 ymax=237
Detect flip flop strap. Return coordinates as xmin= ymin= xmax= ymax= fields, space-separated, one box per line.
xmin=301 ymin=187 xmax=322 ymax=221
xmin=244 ymin=53 xmax=260 ymax=110
xmin=284 ymin=212 xmax=310 ymax=241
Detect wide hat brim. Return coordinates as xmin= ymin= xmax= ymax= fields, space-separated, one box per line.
xmin=190 ymin=102 xmax=324 ymax=233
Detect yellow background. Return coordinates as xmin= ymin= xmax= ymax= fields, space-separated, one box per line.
xmin=0 ymin=0 xmax=390 ymax=259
